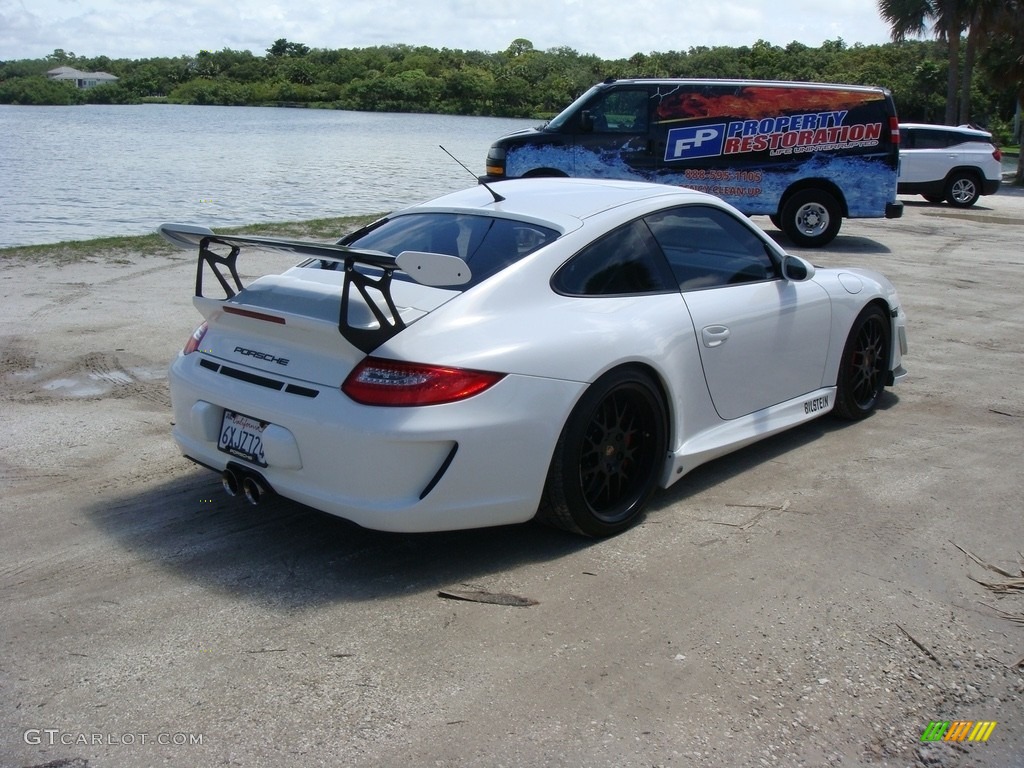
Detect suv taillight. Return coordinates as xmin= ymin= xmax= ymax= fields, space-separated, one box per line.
xmin=183 ymin=321 xmax=209 ymax=355
xmin=993 ymin=148 xmax=1002 ymax=162
xmin=343 ymin=357 xmax=504 ymax=406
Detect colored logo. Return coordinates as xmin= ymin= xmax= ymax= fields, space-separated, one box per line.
xmin=920 ymin=721 xmax=997 ymax=742
xmin=665 ymin=124 xmax=726 ymax=161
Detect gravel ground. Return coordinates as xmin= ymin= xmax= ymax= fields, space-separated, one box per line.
xmin=1 ymin=186 xmax=1022 ymax=768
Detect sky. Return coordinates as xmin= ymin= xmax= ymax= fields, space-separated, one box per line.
xmin=0 ymin=0 xmax=911 ymax=62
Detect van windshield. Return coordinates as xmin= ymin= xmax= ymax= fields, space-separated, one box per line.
xmin=546 ymin=85 xmax=603 ymax=131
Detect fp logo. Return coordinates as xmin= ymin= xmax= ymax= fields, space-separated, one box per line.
xmin=665 ymin=124 xmax=725 ymax=161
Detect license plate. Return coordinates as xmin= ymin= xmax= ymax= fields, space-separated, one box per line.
xmin=218 ymin=410 xmax=268 ymax=466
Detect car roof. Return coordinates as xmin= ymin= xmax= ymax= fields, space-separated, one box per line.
xmin=399 ymin=177 xmax=716 ymax=232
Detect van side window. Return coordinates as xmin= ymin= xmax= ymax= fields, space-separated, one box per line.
xmin=553 ymin=219 xmax=675 ymax=296
xmin=644 ymin=206 xmax=778 ymax=291
xmin=588 ymin=89 xmax=649 ymax=133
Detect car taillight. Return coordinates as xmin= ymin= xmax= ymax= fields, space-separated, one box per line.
xmin=993 ymin=148 xmax=1002 ymax=162
xmin=342 ymin=357 xmax=505 ymax=406
xmin=183 ymin=321 xmax=209 ymax=355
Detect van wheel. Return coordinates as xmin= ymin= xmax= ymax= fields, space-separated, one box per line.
xmin=945 ymin=171 xmax=980 ymax=208
xmin=781 ymin=189 xmax=842 ymax=248
xmin=769 ymin=214 xmax=782 ymax=230
xmin=538 ymin=368 xmax=667 ymax=537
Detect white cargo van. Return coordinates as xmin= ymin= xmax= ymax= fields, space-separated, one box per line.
xmin=483 ymin=78 xmax=904 ymax=247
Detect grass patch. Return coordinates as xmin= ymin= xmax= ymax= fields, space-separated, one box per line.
xmin=224 ymin=215 xmax=382 ymax=240
xmin=0 ymin=214 xmax=384 ymax=265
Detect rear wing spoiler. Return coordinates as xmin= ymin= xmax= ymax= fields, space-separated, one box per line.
xmin=158 ymin=223 xmax=471 ymax=353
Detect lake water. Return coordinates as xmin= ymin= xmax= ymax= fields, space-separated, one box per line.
xmin=0 ymin=105 xmax=536 ymax=248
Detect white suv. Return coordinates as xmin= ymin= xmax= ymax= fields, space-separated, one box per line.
xmin=898 ymin=123 xmax=1002 ymax=207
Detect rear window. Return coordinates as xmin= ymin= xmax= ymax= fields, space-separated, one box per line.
xmin=337 ymin=213 xmax=559 ymax=289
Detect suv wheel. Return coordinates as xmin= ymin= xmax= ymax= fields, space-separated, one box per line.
xmin=945 ymin=171 xmax=981 ymax=208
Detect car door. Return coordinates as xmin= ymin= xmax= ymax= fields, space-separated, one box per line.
xmin=572 ymin=86 xmax=657 ymax=180
xmin=645 ymin=205 xmax=832 ymax=420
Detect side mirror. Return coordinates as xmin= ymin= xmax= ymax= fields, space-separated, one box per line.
xmin=579 ymin=109 xmax=595 ymax=132
xmin=781 ymin=254 xmax=815 ymax=282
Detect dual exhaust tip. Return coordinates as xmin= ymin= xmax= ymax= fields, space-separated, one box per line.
xmin=221 ymin=466 xmax=271 ymax=506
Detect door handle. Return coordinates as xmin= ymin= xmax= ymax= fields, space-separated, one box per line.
xmin=702 ymin=325 xmax=730 ymax=348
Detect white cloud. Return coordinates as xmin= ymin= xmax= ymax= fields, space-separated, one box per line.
xmin=0 ymin=0 xmax=900 ymax=61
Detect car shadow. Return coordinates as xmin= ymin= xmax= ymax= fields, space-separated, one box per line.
xmin=898 ymin=198 xmax=1005 ymax=210
xmin=84 ymin=394 xmax=897 ymax=608
xmin=756 ymin=222 xmax=893 ymax=255
xmin=84 ymin=468 xmax=595 ymax=608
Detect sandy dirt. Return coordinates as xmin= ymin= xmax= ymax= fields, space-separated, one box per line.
xmin=1 ymin=189 xmax=1022 ymax=768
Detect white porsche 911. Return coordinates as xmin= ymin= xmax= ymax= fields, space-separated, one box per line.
xmin=162 ymin=177 xmax=907 ymax=537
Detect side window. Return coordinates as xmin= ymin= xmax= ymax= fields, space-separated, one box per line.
xmin=553 ymin=219 xmax=675 ymax=296
xmin=644 ymin=206 xmax=778 ymax=291
xmin=588 ymin=89 xmax=649 ymax=133
xmin=915 ymin=129 xmax=953 ymax=149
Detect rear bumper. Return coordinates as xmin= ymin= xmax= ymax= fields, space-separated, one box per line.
xmin=169 ymin=354 xmax=584 ymax=532
xmin=982 ymin=178 xmax=1001 ymax=195
xmin=885 ymin=201 xmax=904 ymax=219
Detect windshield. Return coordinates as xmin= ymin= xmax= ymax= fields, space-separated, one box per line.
xmin=546 ymin=85 xmax=604 ymax=131
xmin=335 ymin=212 xmax=559 ymax=290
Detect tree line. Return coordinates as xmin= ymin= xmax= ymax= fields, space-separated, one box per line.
xmin=878 ymin=0 xmax=1024 ymax=126
xmin=1 ymin=35 xmax=1020 ymax=145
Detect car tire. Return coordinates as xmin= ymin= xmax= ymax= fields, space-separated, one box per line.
xmin=780 ymin=189 xmax=842 ymax=248
xmin=945 ymin=172 xmax=981 ymax=207
xmin=769 ymin=214 xmax=783 ymax=230
xmin=833 ymin=304 xmax=890 ymax=421
xmin=539 ymin=368 xmax=667 ymax=537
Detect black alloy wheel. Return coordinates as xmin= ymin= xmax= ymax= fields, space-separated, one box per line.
xmin=539 ymin=368 xmax=667 ymax=537
xmin=833 ymin=304 xmax=890 ymax=420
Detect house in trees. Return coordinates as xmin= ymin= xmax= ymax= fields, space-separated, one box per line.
xmin=46 ymin=66 xmax=119 ymax=89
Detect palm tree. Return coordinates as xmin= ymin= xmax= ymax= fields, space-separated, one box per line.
xmin=959 ymin=0 xmax=1014 ymax=124
xmin=980 ymin=0 xmax=1024 ymax=181
xmin=878 ymin=0 xmax=966 ymax=124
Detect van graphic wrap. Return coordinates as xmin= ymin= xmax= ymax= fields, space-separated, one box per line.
xmin=488 ymin=79 xmax=903 ymax=246
xmin=506 ymin=146 xmax=894 ymax=218
xmin=654 ymin=85 xmax=878 ymax=122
